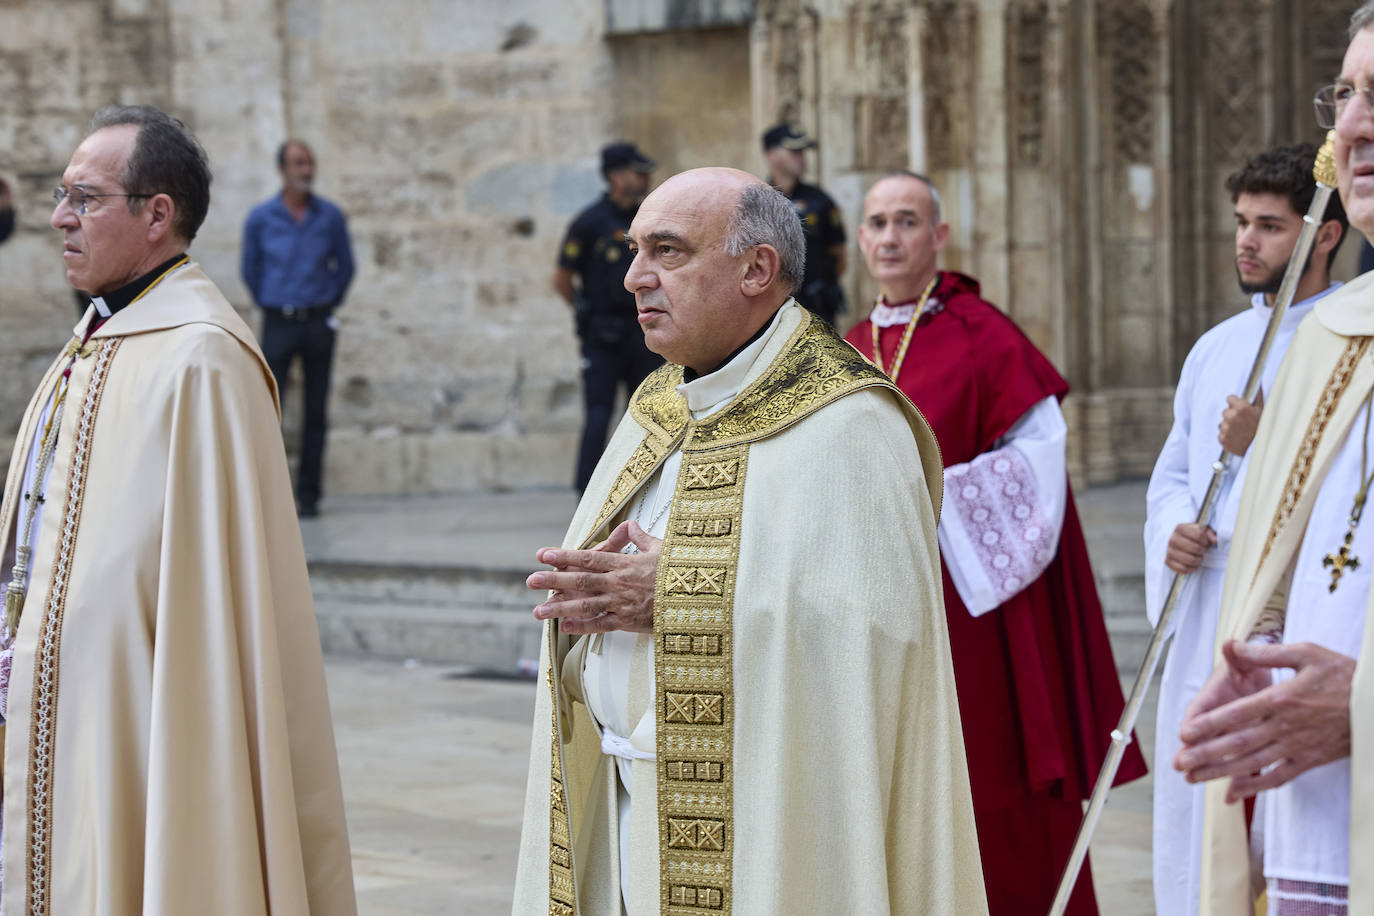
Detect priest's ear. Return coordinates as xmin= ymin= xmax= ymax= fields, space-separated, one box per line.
xmin=740 ymin=243 xmax=782 ymax=299
xmin=140 ymin=192 xmax=178 ymax=245
xmin=1314 ymin=217 xmax=1345 ymax=266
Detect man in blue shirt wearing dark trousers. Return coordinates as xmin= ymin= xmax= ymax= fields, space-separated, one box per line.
xmin=241 ymin=139 xmax=354 ymax=517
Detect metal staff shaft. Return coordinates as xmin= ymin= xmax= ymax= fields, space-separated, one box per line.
xmin=1047 ymin=133 xmax=1338 ymax=916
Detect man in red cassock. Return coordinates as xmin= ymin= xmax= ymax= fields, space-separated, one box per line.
xmin=844 ymin=171 xmax=1147 ymax=916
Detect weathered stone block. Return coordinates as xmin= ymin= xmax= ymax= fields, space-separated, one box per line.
xmin=409 ymin=431 xmax=497 ymax=492
xmin=492 ymin=432 xmax=577 ymax=491
xmin=324 ymin=428 xmax=409 ymax=496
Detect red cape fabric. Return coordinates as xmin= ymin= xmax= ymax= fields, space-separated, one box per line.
xmin=847 ymin=272 xmax=1147 ymax=916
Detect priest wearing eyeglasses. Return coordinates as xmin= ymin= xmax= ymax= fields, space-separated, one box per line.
xmin=1176 ymin=7 xmax=1374 ymax=914
xmin=0 ymin=105 xmax=355 ymax=914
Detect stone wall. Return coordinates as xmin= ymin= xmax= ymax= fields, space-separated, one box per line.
xmin=754 ymin=0 xmax=1358 ymax=484
xmin=0 ymin=0 xmax=1364 ymax=496
xmin=0 ymin=0 xmax=618 ymax=496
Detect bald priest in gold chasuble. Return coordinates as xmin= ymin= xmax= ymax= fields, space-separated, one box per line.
xmin=513 ymin=168 xmax=986 ymax=916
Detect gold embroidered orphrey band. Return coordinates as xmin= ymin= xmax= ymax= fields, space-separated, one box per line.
xmin=542 ymin=312 xmax=927 ymax=915
xmin=27 ymin=338 xmax=120 ymax=916
xmin=655 ymin=443 xmax=745 ymax=915
xmin=1257 ymin=335 xmax=1373 ymax=579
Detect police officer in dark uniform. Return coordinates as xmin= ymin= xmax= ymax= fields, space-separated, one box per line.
xmin=554 ymin=142 xmax=662 ymax=492
xmin=762 ymin=123 xmax=847 ymax=324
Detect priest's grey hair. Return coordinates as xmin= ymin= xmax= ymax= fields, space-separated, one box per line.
xmin=723 ymin=183 xmax=806 ymax=295
xmin=1352 ymin=2 xmax=1374 ymax=38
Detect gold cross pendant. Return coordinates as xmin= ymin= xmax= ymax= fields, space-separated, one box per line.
xmin=1323 ymin=531 xmax=1360 ymax=593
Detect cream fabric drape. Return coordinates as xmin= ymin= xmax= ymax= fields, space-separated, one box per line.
xmin=0 ymin=264 xmax=356 ymax=916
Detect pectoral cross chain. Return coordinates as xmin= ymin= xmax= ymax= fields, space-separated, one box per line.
xmin=1324 ymin=531 xmax=1360 ymax=593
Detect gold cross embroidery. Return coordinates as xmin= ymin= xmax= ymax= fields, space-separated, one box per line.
xmin=669 ymin=819 xmax=698 ymax=849
xmin=1324 ymin=533 xmax=1360 ymax=593
xmin=667 ymin=568 xmax=697 ymax=593
xmin=694 ymin=568 xmax=724 ymax=595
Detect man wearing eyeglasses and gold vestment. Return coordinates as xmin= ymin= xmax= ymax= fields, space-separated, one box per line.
xmin=1175 ymin=7 xmax=1374 ymax=915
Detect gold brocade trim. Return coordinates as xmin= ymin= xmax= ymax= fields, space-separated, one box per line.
xmin=656 ymin=444 xmax=746 ymax=916
xmin=631 ymin=362 xmax=689 ymax=443
xmin=1256 ymin=336 xmax=1372 ymax=581
xmin=629 ymin=310 xmax=933 ymax=457
xmin=26 ymin=338 xmax=120 ymax=916
xmin=546 ymin=651 xmax=577 ymax=916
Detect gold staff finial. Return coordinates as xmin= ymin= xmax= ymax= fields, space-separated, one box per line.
xmin=1315 ymin=129 xmax=1338 ymax=188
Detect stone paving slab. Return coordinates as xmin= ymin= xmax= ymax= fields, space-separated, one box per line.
xmin=331 ymin=658 xmax=1159 ymax=915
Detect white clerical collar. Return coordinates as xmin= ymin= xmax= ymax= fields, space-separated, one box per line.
xmin=1249 ymin=281 xmax=1341 ymax=321
xmin=677 ymin=304 xmax=791 ymax=418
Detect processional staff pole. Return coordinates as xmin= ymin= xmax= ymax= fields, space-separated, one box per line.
xmin=1046 ymin=132 xmax=1339 ymax=916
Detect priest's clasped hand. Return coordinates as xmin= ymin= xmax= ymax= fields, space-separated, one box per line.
xmin=1173 ymin=638 xmax=1356 ymax=803
xmin=527 ymin=521 xmax=660 ymax=634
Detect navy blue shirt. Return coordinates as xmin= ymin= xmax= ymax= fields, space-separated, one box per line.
xmin=240 ymin=194 xmax=354 ymax=310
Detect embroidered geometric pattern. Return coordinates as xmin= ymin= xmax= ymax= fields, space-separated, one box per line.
xmin=665 ymin=566 xmax=727 ymax=596
xmin=27 ymin=338 xmax=120 ymax=916
xmin=665 ymin=692 xmax=725 ymax=725
xmin=657 ymin=444 xmax=747 ymax=916
xmin=666 ymin=760 xmax=723 ymax=782
xmin=668 ymin=818 xmax=726 ymax=851
xmin=670 ymin=885 xmax=724 ymax=909
xmin=677 ymin=518 xmax=733 ymax=537
xmin=685 ymin=461 xmax=738 ymax=489
xmin=664 ymin=634 xmax=721 ymax=656
xmin=1258 ymin=337 xmax=1371 ymax=577
xmin=546 ymin=651 xmax=578 ymax=915
xmin=592 ymin=439 xmax=673 ymax=542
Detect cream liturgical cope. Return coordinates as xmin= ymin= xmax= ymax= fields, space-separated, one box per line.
xmin=513 ymin=304 xmax=987 ymax=916
xmin=1144 ymin=287 xmax=1332 ymax=916
xmin=0 ymin=263 xmax=356 ymax=915
xmin=1197 ymin=271 xmax=1374 ymax=916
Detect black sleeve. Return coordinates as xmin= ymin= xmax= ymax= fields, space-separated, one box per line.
xmin=557 ymin=213 xmax=594 ymax=272
xmin=821 ymin=191 xmax=846 ymax=247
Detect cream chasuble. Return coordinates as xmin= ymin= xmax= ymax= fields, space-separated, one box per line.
xmin=0 ymin=263 xmax=356 ymax=916
xmin=1198 ymin=271 xmax=1374 ymax=916
xmin=514 ymin=304 xmax=987 ymax=916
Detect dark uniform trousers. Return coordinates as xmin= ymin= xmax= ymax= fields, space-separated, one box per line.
xmin=261 ymin=308 xmax=336 ymax=511
xmin=576 ymin=332 xmax=660 ymax=492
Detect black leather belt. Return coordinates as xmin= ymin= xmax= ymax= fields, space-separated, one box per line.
xmin=272 ymin=304 xmax=332 ymax=322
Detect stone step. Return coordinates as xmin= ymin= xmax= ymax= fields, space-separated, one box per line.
xmin=315 ymin=595 xmax=542 ymax=670
xmin=309 ymin=559 xmax=531 ymax=609
xmin=302 ymin=487 xmax=1162 ymax=677
xmin=309 ymin=562 xmax=1158 ymax=676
